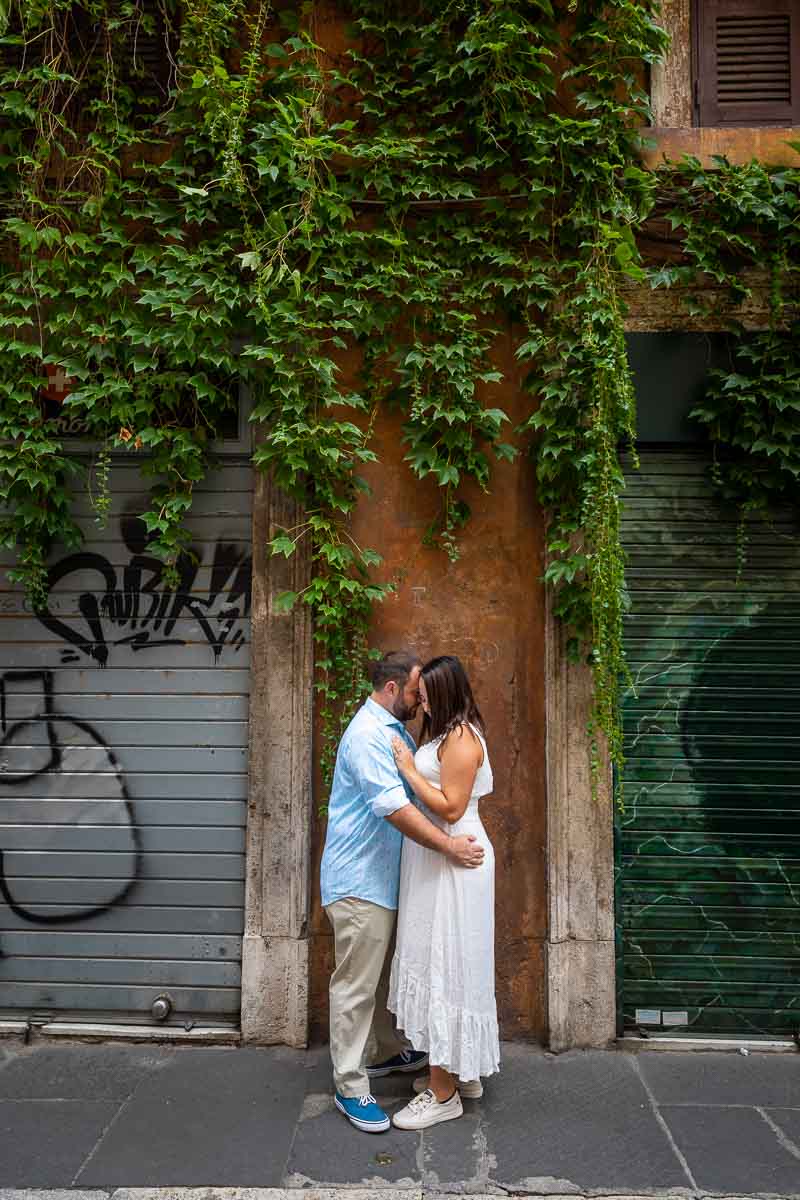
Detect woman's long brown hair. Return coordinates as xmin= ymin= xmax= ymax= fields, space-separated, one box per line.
xmin=420 ymin=654 xmax=485 ymax=749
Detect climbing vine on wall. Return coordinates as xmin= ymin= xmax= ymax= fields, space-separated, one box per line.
xmin=653 ymin=154 xmax=800 ymax=525
xmin=1 ymin=0 xmax=798 ymax=794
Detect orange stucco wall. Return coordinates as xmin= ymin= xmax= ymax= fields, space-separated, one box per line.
xmin=642 ymin=127 xmax=800 ymax=169
xmin=308 ymin=328 xmax=549 ymax=1044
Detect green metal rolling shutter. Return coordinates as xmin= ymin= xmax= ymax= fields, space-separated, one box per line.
xmin=618 ymin=450 xmax=800 ymax=1037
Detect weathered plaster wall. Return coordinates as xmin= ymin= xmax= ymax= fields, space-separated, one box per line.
xmin=545 ymin=606 xmax=615 ymax=1051
xmin=643 ymin=127 xmax=800 ymax=169
xmin=621 ymin=271 xmax=791 ymax=333
xmin=650 ymin=0 xmax=692 ymax=129
xmin=242 ymin=470 xmax=314 ymax=1047
xmin=308 ymin=329 xmax=549 ymax=1045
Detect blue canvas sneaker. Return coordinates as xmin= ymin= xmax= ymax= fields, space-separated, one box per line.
xmin=334 ymin=1092 xmax=391 ymax=1133
xmin=367 ymin=1048 xmax=429 ymax=1078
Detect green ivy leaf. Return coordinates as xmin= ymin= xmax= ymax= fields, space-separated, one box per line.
xmin=274 ymin=590 xmax=298 ymax=613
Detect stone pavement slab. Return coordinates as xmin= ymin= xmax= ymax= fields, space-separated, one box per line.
xmin=0 ymin=1100 xmax=118 ymax=1187
xmin=301 ymin=1050 xmax=335 ymax=1096
xmin=75 ymin=1047 xmax=307 ymax=1189
xmin=637 ymin=1051 xmax=800 ymax=1109
xmin=1 ymin=1039 xmax=800 ymax=1195
xmin=660 ymin=1104 xmax=800 ymax=1195
xmin=418 ymin=1106 xmax=494 ymax=1192
xmin=482 ymin=1046 xmax=688 ymax=1193
xmin=0 ymin=1045 xmax=168 ymax=1102
xmin=286 ymin=1055 xmax=442 ymax=1189
xmin=285 ymin=1095 xmax=420 ymax=1188
xmin=768 ymin=1106 xmax=800 ymax=1152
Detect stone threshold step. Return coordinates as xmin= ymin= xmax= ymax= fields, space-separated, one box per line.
xmin=1 ymin=1188 xmax=796 ymax=1200
xmin=0 ymin=1021 xmax=240 ymax=1044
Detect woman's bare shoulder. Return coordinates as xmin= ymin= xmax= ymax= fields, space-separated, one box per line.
xmin=439 ymin=722 xmax=483 ymax=764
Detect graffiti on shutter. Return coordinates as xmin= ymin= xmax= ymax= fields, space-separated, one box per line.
xmin=0 ymin=461 xmax=252 ymax=1023
xmin=618 ymin=451 xmax=800 ymax=1036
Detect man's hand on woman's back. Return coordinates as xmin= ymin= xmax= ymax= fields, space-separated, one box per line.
xmin=448 ymin=834 xmax=485 ymax=868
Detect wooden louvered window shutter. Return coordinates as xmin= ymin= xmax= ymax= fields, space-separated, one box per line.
xmin=694 ymin=0 xmax=800 ymax=126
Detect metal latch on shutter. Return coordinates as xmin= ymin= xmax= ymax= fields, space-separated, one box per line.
xmin=23 ymin=1012 xmax=54 ymax=1043
xmin=150 ymin=993 xmax=174 ymax=1022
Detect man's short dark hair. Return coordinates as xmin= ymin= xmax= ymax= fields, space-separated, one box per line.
xmin=370 ymin=650 xmax=421 ymax=692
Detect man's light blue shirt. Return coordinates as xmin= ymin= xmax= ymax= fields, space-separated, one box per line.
xmin=320 ymin=697 xmax=416 ymax=911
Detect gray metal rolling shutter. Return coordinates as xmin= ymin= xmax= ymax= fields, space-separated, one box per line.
xmin=618 ymin=450 xmax=800 ymax=1037
xmin=0 ymin=459 xmax=252 ymax=1026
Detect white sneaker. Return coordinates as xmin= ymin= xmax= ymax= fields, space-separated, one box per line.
xmin=393 ymin=1087 xmax=463 ymax=1130
xmin=413 ymin=1074 xmax=483 ymax=1099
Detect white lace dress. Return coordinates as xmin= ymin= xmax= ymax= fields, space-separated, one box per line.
xmin=388 ymin=725 xmax=500 ymax=1081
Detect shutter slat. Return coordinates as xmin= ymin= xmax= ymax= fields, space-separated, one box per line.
xmin=718 ymin=66 xmax=792 ymax=75
xmin=718 ymin=76 xmax=792 ymax=82
xmin=719 ymin=86 xmax=791 ymax=95
xmin=716 ymin=13 xmax=790 ymax=108
xmin=718 ymin=44 xmax=791 ymax=53
xmin=718 ymin=56 xmax=791 ymax=64
xmin=719 ymin=74 xmax=792 ymax=83
xmin=718 ymin=24 xmax=791 ymax=32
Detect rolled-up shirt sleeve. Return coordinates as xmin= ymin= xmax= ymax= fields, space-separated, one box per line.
xmin=358 ymin=732 xmax=411 ymax=819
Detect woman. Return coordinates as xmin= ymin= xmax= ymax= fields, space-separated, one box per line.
xmin=388 ymin=654 xmax=499 ymax=1131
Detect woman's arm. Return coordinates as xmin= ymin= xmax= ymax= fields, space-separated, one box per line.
xmin=391 ymin=726 xmax=482 ymax=824
xmin=387 ymin=803 xmax=484 ymax=866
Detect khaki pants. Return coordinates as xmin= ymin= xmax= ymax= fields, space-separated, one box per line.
xmin=325 ymin=897 xmax=406 ymax=1097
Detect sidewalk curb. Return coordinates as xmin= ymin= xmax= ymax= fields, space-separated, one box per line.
xmin=1 ymin=1189 xmax=799 ymax=1200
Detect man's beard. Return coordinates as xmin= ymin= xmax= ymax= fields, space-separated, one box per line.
xmin=392 ymin=695 xmax=418 ymax=722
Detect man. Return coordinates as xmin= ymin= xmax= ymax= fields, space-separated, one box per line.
xmin=321 ymin=650 xmax=485 ymax=1133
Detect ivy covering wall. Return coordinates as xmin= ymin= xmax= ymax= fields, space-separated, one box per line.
xmin=1 ymin=0 xmax=798 ymax=789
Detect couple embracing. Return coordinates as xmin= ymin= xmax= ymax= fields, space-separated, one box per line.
xmin=320 ymin=650 xmax=499 ymax=1134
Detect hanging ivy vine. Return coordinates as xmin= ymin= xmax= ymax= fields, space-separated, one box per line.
xmin=1 ymin=0 xmax=798 ymax=796
xmin=652 ymin=153 xmax=800 ymax=523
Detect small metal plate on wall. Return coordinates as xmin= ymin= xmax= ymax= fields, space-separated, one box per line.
xmin=635 ymin=1008 xmax=662 ymax=1025
xmin=662 ymin=1011 xmax=689 ymax=1026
